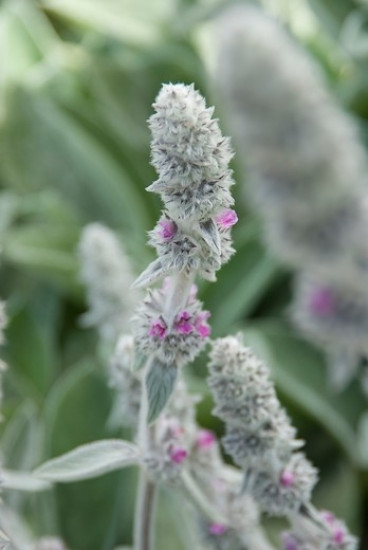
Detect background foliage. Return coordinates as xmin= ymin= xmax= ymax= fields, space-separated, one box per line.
xmin=0 ymin=0 xmax=367 ymax=548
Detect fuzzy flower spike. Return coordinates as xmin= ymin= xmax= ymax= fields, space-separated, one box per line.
xmin=133 ymin=83 xmax=236 ymax=289
xmin=207 ymin=335 xmax=357 ymax=548
xmin=133 ymin=84 xmax=236 ymax=423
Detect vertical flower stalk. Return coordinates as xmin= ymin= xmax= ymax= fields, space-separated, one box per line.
xmin=133 ymin=83 xmax=237 ymax=422
xmin=132 ymin=83 xmax=237 ymax=550
xmin=207 ymin=335 xmax=357 ymax=549
xmin=214 ymin=4 xmax=368 ymax=388
xmin=78 ymin=223 xmax=137 ymax=345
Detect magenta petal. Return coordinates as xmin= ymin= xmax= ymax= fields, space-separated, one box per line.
xmin=209 ymin=523 xmax=227 ymax=536
xmin=214 ymin=209 xmax=238 ymax=229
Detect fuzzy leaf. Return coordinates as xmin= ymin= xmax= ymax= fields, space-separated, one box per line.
xmin=132 ymin=259 xmax=169 ymax=289
xmin=1 ymin=469 xmax=51 ymax=492
xmin=146 ymin=359 xmax=177 ymax=423
xmin=198 ymin=219 xmax=221 ymax=254
xmin=34 ymin=440 xmax=140 ymax=482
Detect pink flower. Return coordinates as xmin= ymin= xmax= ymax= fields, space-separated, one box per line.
xmin=149 ymin=319 xmax=167 ymax=339
xmin=208 ymin=523 xmax=227 ymax=536
xmin=169 ymin=446 xmax=188 ymax=464
xmin=280 ymin=470 xmax=295 ymax=487
xmin=281 ymin=533 xmax=299 ymax=550
xmin=196 ymin=429 xmax=216 ymax=449
xmin=214 ymin=209 xmax=238 ymax=229
xmin=174 ymin=311 xmax=193 ymax=334
xmin=333 ymin=527 xmax=345 ymax=545
xmin=309 ymin=287 xmax=336 ymax=317
xmin=194 ymin=311 xmax=211 ymax=338
xmin=158 ymin=219 xmax=176 ymax=240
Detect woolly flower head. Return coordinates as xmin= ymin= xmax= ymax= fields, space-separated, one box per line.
xmin=148 ymin=83 xmax=235 ymax=221
xmin=283 ymin=509 xmax=358 ymax=550
xmin=291 ymin=273 xmax=368 ymax=389
xmin=215 ymin=6 xmax=368 ymax=282
xmin=208 ymin=336 xmax=317 ymax=516
xmin=78 ymin=223 xmax=137 ymax=343
xmin=143 ymin=380 xmax=204 ymax=482
xmin=107 ymin=335 xmax=142 ymax=430
xmin=133 ymin=83 xmax=237 ymax=289
xmin=134 ymin=280 xmax=210 ymax=367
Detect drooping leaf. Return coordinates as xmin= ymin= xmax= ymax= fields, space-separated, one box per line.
xmin=1 ymin=469 xmax=51 ymax=492
xmin=146 ymin=359 xmax=177 ymax=423
xmin=34 ymin=439 xmax=140 ymax=482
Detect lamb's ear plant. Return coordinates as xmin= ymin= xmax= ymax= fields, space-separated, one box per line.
xmin=33 ymin=83 xmax=358 ymax=550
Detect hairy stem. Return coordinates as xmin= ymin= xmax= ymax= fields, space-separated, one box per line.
xmin=134 ymin=360 xmax=157 ymax=550
xmin=134 ymin=472 xmax=157 ymax=550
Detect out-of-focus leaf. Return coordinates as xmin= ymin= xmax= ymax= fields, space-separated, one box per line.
xmin=0 ymin=89 xmax=149 ymax=247
xmin=43 ymin=362 xmax=134 ymax=550
xmin=40 ymin=0 xmax=173 ymax=46
xmin=6 ymin=306 xmax=52 ymax=400
xmin=35 ymin=440 xmax=140 ymax=482
xmin=2 ymin=469 xmax=51 ymax=492
xmin=243 ymin=320 xmax=366 ymax=464
xmin=0 ymin=401 xmax=42 ymax=471
xmin=357 ymin=411 xmax=368 ymax=469
xmin=203 ymin=232 xmax=281 ymax=335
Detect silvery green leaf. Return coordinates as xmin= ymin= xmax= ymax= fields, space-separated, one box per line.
xmin=131 ymin=259 xmax=168 ymax=289
xmin=357 ymin=411 xmax=368 ymax=468
xmin=1 ymin=469 xmax=51 ymax=492
xmin=146 ymin=359 xmax=177 ymax=423
xmin=33 ymin=439 xmax=140 ymax=482
xmin=198 ymin=219 xmax=221 ymax=254
xmin=133 ymin=349 xmax=146 ymax=372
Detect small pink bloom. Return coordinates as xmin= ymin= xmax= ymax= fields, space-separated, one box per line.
xmin=214 ymin=209 xmax=238 ymax=229
xmin=158 ymin=219 xmax=176 ymax=240
xmin=169 ymin=446 xmax=187 ymax=464
xmin=321 ymin=510 xmax=335 ymax=525
xmin=208 ymin=523 xmax=227 ymax=536
xmin=281 ymin=533 xmax=298 ymax=550
xmin=149 ymin=319 xmax=167 ymax=339
xmin=194 ymin=311 xmax=211 ymax=338
xmin=280 ymin=470 xmax=295 ymax=487
xmin=333 ymin=527 xmax=346 ymax=545
xmin=196 ymin=429 xmax=216 ymax=449
xmin=175 ymin=311 xmax=193 ymax=334
xmin=309 ymin=287 xmax=336 ymax=317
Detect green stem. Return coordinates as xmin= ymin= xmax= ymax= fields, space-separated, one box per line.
xmin=133 ymin=472 xmax=157 ymax=550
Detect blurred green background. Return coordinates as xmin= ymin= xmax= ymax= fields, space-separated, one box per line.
xmin=0 ymin=0 xmax=368 ymax=548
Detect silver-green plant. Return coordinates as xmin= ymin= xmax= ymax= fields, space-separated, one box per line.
xmin=32 ymin=83 xmax=358 ymax=550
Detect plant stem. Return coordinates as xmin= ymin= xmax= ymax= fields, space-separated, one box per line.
xmin=133 ymin=472 xmax=157 ymax=550
xmin=134 ymin=359 xmax=157 ymax=550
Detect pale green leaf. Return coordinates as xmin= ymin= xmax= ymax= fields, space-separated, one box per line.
xmin=34 ymin=440 xmax=140 ymax=482
xmin=146 ymin=359 xmax=177 ymax=423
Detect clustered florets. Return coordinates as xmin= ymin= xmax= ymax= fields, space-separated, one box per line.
xmin=107 ymin=335 xmax=142 ymax=429
xmin=291 ymin=274 xmax=368 ymax=388
xmin=134 ymin=281 xmax=210 ymax=367
xmin=79 ymin=223 xmax=137 ymax=344
xmin=282 ymin=509 xmax=357 ymax=550
xmin=208 ymin=335 xmax=317 ymax=516
xmin=148 ymin=83 xmax=234 ymax=221
xmin=147 ymin=209 xmax=236 ymax=281
xmin=133 ymin=83 xmax=237 ymax=288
